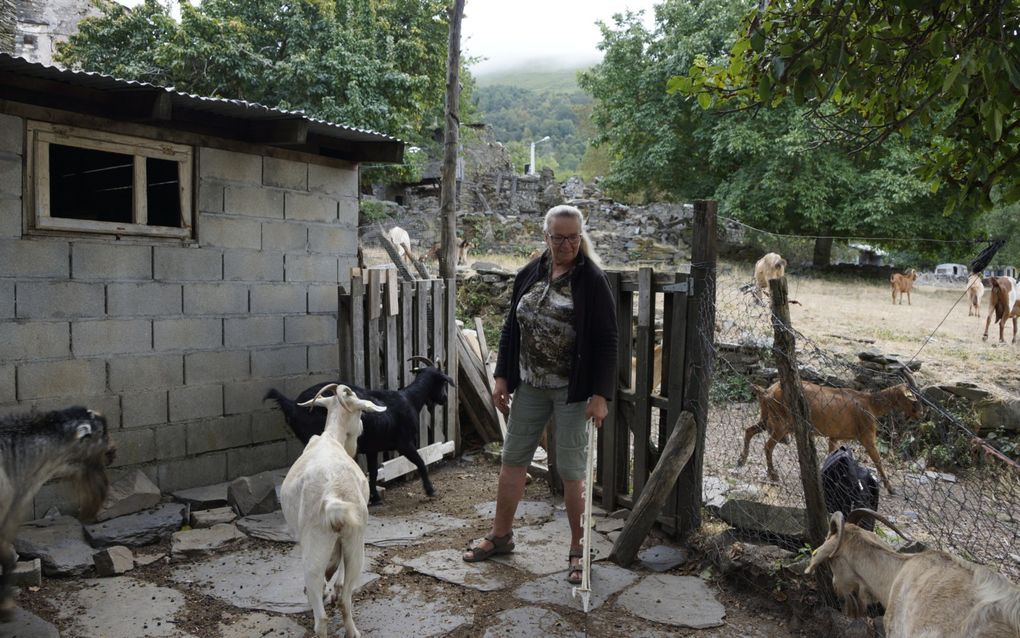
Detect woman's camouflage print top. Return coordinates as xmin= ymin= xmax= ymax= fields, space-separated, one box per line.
xmin=516 ymin=267 xmax=576 ymax=389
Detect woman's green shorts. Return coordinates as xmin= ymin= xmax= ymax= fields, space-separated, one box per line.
xmin=500 ymin=382 xmax=589 ymax=481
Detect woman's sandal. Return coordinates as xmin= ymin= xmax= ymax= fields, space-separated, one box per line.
xmin=566 ymin=547 xmax=584 ymax=585
xmin=462 ymin=532 xmax=515 ymax=563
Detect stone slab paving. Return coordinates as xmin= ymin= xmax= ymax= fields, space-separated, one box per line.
xmin=474 ymin=500 xmax=554 ymax=522
xmin=594 ymin=517 xmax=625 ymax=533
xmin=14 ymin=515 xmax=94 ymax=576
xmin=171 ymin=523 xmax=247 ymax=556
xmin=190 ymin=506 xmax=237 ymax=528
xmin=365 ymin=515 xmax=439 ymax=547
xmin=0 ymin=608 xmax=59 ymax=638
xmin=171 ymin=482 xmax=230 ymax=509
xmin=171 ymin=544 xmax=377 ymax=614
xmin=394 ymin=549 xmax=511 ymax=592
xmin=481 ymin=606 xmax=585 ymax=638
xmin=235 ymin=511 xmax=294 ymax=543
xmin=84 ymin=503 xmax=187 ymax=548
xmin=636 ymin=545 xmax=688 ymax=572
xmin=614 ymin=574 xmax=726 ymax=629
xmin=336 ymin=582 xmax=472 ymax=637
xmin=406 ymin=511 xmax=472 ymax=532
xmin=514 ymin=562 xmax=640 ymax=612
xmin=489 ymin=520 xmax=613 ymax=576
xmin=54 ymin=576 xmax=198 ymax=638
xmin=217 ymin=612 xmax=306 ymax=638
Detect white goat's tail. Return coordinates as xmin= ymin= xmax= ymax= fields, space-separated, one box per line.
xmin=324 ymin=496 xmax=360 ymax=533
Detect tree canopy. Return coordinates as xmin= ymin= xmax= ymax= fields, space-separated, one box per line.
xmin=678 ymin=0 xmax=1020 ymax=212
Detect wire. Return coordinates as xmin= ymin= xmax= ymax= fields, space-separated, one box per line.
xmin=720 ymin=216 xmax=990 ymax=246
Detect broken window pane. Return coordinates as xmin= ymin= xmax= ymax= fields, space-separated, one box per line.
xmin=49 ymin=143 xmax=132 ymax=223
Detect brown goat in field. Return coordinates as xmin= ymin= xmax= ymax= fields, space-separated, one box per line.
xmin=890 ymin=269 xmax=919 ymax=305
xmin=966 ymin=273 xmax=985 ymax=317
xmin=982 ymin=276 xmax=1019 ymax=343
xmin=737 ymin=382 xmax=924 ymax=494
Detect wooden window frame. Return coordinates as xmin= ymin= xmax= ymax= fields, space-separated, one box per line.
xmin=26 ymin=121 xmax=193 ymax=239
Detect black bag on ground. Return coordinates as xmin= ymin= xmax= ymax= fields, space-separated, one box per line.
xmin=821 ymin=446 xmax=880 ymax=531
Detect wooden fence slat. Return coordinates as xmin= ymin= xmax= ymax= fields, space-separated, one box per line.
xmin=445 ymin=281 xmax=460 ymax=452
xmin=400 ymin=280 xmax=414 ymax=388
xmin=367 ymin=269 xmax=384 ymax=389
xmin=600 ymin=272 xmax=623 ymax=510
xmin=632 ymin=267 xmax=654 ymax=497
xmin=416 ymin=280 xmax=432 ymax=445
xmin=350 ymin=272 xmax=366 ymax=387
xmin=432 ymin=280 xmax=445 ymax=444
xmin=385 ymin=270 xmax=399 ymax=390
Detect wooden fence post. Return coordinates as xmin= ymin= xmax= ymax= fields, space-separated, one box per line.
xmin=676 ymin=200 xmax=717 ymax=537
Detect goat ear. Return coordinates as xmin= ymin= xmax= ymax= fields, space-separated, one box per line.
xmin=805 ymin=514 xmax=844 ymax=574
xmin=74 ymin=422 xmax=93 ymax=440
xmin=445 ymin=374 xmax=456 ymax=387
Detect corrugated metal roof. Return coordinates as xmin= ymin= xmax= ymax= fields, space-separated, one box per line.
xmin=0 ymin=52 xmax=403 ymax=145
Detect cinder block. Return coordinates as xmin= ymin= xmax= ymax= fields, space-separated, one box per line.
xmin=0 ymin=281 xmax=11 ymax=319
xmin=251 ymin=345 xmax=307 ymax=377
xmin=0 ymin=155 xmax=21 ymax=197
xmin=250 ymin=283 xmax=305 ymax=314
xmin=157 ymin=452 xmax=227 ymax=492
xmin=284 ymin=253 xmax=337 ymax=283
xmin=308 ymin=162 xmax=357 ymax=199
xmin=121 ymin=390 xmax=167 ymax=428
xmin=32 ymin=479 xmax=80 ymax=518
xmin=285 ymin=315 xmax=335 ymax=344
xmin=284 ymin=373 xmax=323 ymax=398
xmin=199 ymin=148 xmax=261 ymax=184
xmin=198 ymin=182 xmax=224 ymax=213
xmin=154 ymin=246 xmax=222 ymax=281
xmin=307 ymin=224 xmax=358 ymax=255
xmin=184 ymin=350 xmax=250 ymax=384
xmin=338 ymin=256 xmax=359 ymax=286
xmin=72 ymin=319 xmax=152 ymax=356
xmin=0 ymin=363 xmax=14 ymax=404
xmin=307 ymin=343 xmax=339 ymax=374
xmin=0 ymin=198 xmax=23 ymax=237
xmin=199 ymin=215 xmax=262 ymax=250
xmin=0 ymin=239 xmax=68 ymax=278
xmin=109 ymin=427 xmax=157 ymax=467
xmin=17 ymin=358 xmax=106 ymax=400
xmin=263 ymin=157 xmax=307 ymax=191
xmin=169 ymin=383 xmax=223 ymax=422
xmin=0 ymin=114 xmax=23 ymax=157
xmin=224 ymin=251 xmax=284 ymax=282
xmin=223 ymin=377 xmax=286 ymax=415
xmin=252 ymin=409 xmax=290 ymax=443
xmin=307 ymin=285 xmax=338 ymax=313
xmin=0 ymin=321 xmax=69 ymax=361
xmin=20 ymin=393 xmax=121 ymax=428
xmin=16 ymin=281 xmax=105 ymax=319
xmin=337 ymin=196 xmax=358 ymax=226
xmin=187 ymin=414 xmax=251 ymax=455
xmin=108 ymin=354 xmax=183 ymax=391
xmin=284 ymin=191 xmax=337 ymax=223
xmin=183 ymin=283 xmax=248 ymax=315
xmin=286 ymin=438 xmax=304 ymax=464
xmin=155 ymin=423 xmax=186 ymax=459
xmin=223 ymin=184 xmax=285 ymax=219
xmin=107 ymin=282 xmax=182 ymax=317
xmin=226 ymin=441 xmax=289 ymax=480
xmin=72 ymin=243 xmax=152 ymax=280
xmin=261 ymin=221 xmax=307 ymax=251
xmin=153 ymin=317 xmax=222 ymax=351
xmin=224 ymin=316 xmax=283 ymax=348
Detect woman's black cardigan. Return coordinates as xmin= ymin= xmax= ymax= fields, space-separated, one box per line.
xmin=494 ymin=251 xmax=619 ymax=404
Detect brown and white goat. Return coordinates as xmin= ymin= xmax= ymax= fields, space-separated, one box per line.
xmin=738 ymin=382 xmax=924 ymax=494
xmin=806 ymin=510 xmax=1020 ymax=637
xmin=890 ymin=268 xmax=919 ymax=305
xmin=982 ymin=276 xmax=1019 ymax=343
xmin=966 ymin=273 xmax=985 ymax=317
xmin=753 ymin=252 xmax=787 ymax=305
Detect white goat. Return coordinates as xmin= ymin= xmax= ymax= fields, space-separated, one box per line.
xmin=753 ymin=252 xmax=787 ymax=305
xmin=806 ymin=510 xmax=1020 ymax=637
xmin=280 ymin=384 xmax=385 ymax=638
xmin=967 ymin=273 xmax=985 ymax=317
xmin=387 ymin=226 xmax=414 ymax=266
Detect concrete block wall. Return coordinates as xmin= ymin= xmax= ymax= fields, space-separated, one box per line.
xmin=0 ymin=112 xmax=360 ymax=514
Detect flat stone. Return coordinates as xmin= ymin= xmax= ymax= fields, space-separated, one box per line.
xmin=489 ymin=520 xmax=612 ymax=575
xmin=718 ymin=499 xmax=806 ymax=545
xmin=171 ymin=524 xmax=246 ymax=556
xmin=703 ymin=476 xmax=729 ymax=509
xmin=171 ymin=544 xmax=377 ymax=613
xmin=0 ymin=608 xmax=59 ymax=638
xmin=54 ymin=576 xmax=197 ymax=638
xmin=14 ymin=515 xmax=94 ymax=576
xmin=227 ymin=475 xmax=279 ymax=516
xmin=84 ymin=503 xmax=187 ymax=548
xmin=514 ymin=562 xmax=639 ymax=611
xmin=614 ymin=574 xmax=725 ymax=629
xmin=93 ymin=546 xmax=134 ymax=576
xmin=594 ymin=517 xmax=625 ymax=533
xmin=482 ymin=606 xmax=584 ymax=638
xmin=172 ymin=481 xmax=230 ymax=509
xmin=12 ymin=558 xmax=42 ymax=587
xmin=341 ymin=582 xmax=472 ymax=637
xmin=236 ymin=511 xmax=293 ymax=543
xmin=406 ymin=511 xmax=471 ymax=532
xmin=96 ymin=470 xmax=161 ymax=522
xmin=395 ymin=549 xmax=511 ymax=592
xmin=217 ymin=612 xmax=306 ymax=638
xmin=190 ymin=506 xmax=237 ymax=528
xmin=474 ymin=500 xmax=554 ymax=522
xmin=365 ymin=515 xmax=438 ymax=547
xmin=134 ymin=551 xmax=167 ymax=568
xmin=637 ymin=545 xmax=688 ymax=572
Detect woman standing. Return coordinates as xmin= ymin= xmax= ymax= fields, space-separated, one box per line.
xmin=462 ymin=205 xmax=618 ymax=585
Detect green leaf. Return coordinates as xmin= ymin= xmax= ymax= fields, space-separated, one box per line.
xmin=942 ymin=52 xmax=969 ymax=94
xmin=697 ymin=91 xmax=713 ymax=109
xmin=757 ymin=75 xmax=773 ymax=103
xmin=750 ymin=28 xmax=765 ymax=53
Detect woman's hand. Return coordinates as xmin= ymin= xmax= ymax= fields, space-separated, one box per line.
xmin=586 ymin=394 xmax=608 ymax=428
xmin=493 ymin=377 xmax=510 ymax=415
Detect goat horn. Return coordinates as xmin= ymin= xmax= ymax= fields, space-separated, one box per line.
xmin=898 ymin=365 xmax=919 ymax=391
xmin=307 ymin=383 xmax=339 ymax=411
xmin=407 ymin=356 xmax=435 ymax=368
xmin=828 ymin=511 xmax=846 ymax=560
xmin=846 ymin=508 xmax=915 ymax=543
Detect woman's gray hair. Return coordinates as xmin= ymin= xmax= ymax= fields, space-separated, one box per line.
xmin=543 ymin=204 xmax=603 ymax=268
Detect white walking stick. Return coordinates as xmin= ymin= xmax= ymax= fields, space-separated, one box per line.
xmin=572 ymin=417 xmax=596 ymax=612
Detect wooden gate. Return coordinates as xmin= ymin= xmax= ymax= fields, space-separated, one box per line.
xmin=337 ymin=268 xmax=459 ymax=475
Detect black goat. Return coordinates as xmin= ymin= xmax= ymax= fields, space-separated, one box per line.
xmin=1 ymin=407 xmax=116 ymax=620
xmin=265 ymin=359 xmax=455 ymax=505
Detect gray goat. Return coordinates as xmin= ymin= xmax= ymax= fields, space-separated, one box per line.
xmin=1 ymin=407 xmax=116 ymax=620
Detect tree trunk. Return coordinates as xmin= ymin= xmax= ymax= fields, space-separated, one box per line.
xmin=439 ymin=0 xmax=464 ymax=280
xmin=812 ymin=236 xmax=833 ymax=267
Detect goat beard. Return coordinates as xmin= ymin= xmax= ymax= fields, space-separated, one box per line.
xmin=76 ymin=462 xmax=111 ymax=522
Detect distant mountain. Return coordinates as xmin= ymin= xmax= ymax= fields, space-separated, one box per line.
xmin=474 ymin=65 xmax=588 ymax=94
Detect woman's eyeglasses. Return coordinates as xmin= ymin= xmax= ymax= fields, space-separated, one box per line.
xmin=547 ymin=233 xmax=581 ymax=246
